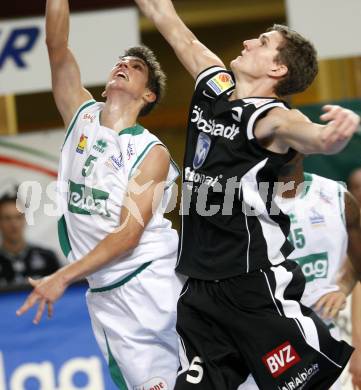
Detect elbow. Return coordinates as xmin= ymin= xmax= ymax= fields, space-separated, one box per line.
xmin=45 ymin=37 xmax=67 ymax=52
xmin=127 ymin=232 xmax=141 ymax=251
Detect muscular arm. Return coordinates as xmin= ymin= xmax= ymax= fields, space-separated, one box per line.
xmin=46 ymin=0 xmax=92 ymax=128
xmin=134 ymin=0 xmax=224 ymax=79
xmin=16 ymin=146 xmax=171 ymax=323
xmin=255 ymin=105 xmax=360 ymax=155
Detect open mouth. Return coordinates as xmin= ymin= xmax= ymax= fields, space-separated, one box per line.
xmin=115 ymin=71 xmax=129 ymax=81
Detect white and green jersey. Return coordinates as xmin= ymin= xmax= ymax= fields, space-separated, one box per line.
xmin=57 ymin=100 xmax=180 ymax=289
xmin=275 ymin=173 xmax=347 ymax=308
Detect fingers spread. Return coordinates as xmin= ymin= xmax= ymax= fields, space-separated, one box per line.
xmin=16 ymin=292 xmax=40 ymax=317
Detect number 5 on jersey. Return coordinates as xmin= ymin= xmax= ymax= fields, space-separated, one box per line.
xmin=82 ymin=155 xmax=98 ymax=177
xmin=186 ymin=356 xmax=204 ymax=384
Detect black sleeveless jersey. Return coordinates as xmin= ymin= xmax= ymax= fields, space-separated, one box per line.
xmin=176 ymin=66 xmax=297 ymax=280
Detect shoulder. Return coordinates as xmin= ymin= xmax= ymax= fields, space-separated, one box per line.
xmin=265 ymin=107 xmax=307 ymax=122
xmin=194 ymin=66 xmax=235 ymax=99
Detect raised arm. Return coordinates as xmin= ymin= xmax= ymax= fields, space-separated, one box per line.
xmin=46 ymin=0 xmax=92 ymax=128
xmin=134 ymin=0 xmax=224 ymax=79
xmin=16 ymin=146 xmax=170 ymax=324
xmin=255 ymin=105 xmax=360 ymax=155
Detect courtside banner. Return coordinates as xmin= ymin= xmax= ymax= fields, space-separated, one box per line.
xmin=0 ymin=7 xmax=139 ymax=95
xmin=0 ymin=284 xmax=118 ymax=390
xmin=286 ymin=0 xmax=361 ymax=60
xmin=0 ymin=130 xmax=64 ymax=262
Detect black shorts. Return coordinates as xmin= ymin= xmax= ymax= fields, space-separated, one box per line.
xmin=175 ymin=260 xmax=353 ymax=390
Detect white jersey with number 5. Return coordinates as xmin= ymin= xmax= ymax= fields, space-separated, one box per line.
xmin=276 ymin=173 xmax=347 ymax=307
xmin=57 ymin=100 xmax=179 ymax=289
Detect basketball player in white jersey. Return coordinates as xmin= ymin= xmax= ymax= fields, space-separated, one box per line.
xmin=348 ymin=169 xmax=361 ymax=389
xmin=16 ymin=0 xmax=182 ymax=388
xmin=240 ymin=154 xmax=361 ymax=390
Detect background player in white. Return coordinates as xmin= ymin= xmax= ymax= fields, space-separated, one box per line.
xmin=16 ymin=0 xmax=182 ymax=388
xmin=135 ymin=1 xmax=360 ymax=389
xmin=347 ymin=168 xmax=361 ymax=389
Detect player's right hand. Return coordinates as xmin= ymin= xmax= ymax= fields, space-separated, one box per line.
xmin=16 ymin=271 xmax=68 ymax=324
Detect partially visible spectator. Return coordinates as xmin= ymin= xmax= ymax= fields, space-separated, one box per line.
xmin=348 ymin=168 xmax=361 ymax=389
xmin=0 ymin=192 xmax=60 ymax=288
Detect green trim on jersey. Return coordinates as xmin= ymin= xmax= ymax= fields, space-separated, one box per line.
xmin=58 ymin=216 xmax=72 ymax=257
xmin=62 ymin=99 xmax=97 ymax=149
xmin=338 ymin=184 xmax=346 ymax=226
xmin=118 ymin=124 xmax=144 ymax=136
xmin=90 ymin=261 xmax=152 ymax=293
xmin=128 ymin=140 xmax=159 ymax=179
xmin=104 ymin=330 xmax=128 ymax=389
xmin=301 ymin=172 xmax=313 ymax=199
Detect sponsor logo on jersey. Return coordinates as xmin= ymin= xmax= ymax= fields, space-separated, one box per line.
xmin=309 ymin=207 xmax=325 ymax=225
xmin=76 ymin=134 xmax=88 ymax=154
xmin=185 ymin=167 xmax=222 ymax=187
xmin=243 ymin=98 xmax=275 ymax=108
xmin=231 ymin=107 xmax=243 ymax=122
xmin=288 ymin=213 xmax=297 ymax=224
xmin=262 ymin=341 xmax=301 ymax=378
xmin=127 ymin=142 xmax=135 ymax=160
xmin=134 ymin=377 xmax=168 ymax=390
xmin=193 ymin=133 xmax=211 ymax=169
xmin=191 ymin=106 xmax=239 ymax=140
xmin=105 ymin=153 xmax=124 ymax=172
xmin=93 ymin=139 xmax=108 ymax=153
xmin=68 ymin=180 xmax=110 ymax=217
xmin=277 ymin=363 xmax=319 ymax=390
xmin=82 ymin=113 xmax=96 ymax=123
xmin=295 ymin=252 xmax=329 ymax=282
xmin=202 ymin=90 xmax=215 ymax=99
xmin=206 ymin=72 xmax=234 ymax=95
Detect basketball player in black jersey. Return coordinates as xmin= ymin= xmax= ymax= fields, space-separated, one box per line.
xmin=135 ymin=1 xmax=361 ymax=389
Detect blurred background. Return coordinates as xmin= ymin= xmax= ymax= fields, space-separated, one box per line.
xmin=0 ymin=0 xmax=360 ymax=389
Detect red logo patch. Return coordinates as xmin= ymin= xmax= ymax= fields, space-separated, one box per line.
xmin=262 ymin=341 xmax=301 ymax=378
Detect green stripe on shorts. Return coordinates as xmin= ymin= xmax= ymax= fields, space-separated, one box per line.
xmin=104 ymin=330 xmax=128 ymax=389
xmin=90 ymin=261 xmax=152 ymax=293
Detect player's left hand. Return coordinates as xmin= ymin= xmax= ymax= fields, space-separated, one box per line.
xmin=16 ymin=272 xmax=68 ymax=324
xmin=320 ymin=105 xmax=360 ymax=151
xmin=314 ymin=290 xmax=346 ymax=319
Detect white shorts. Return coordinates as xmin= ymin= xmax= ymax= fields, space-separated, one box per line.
xmin=86 ymin=258 xmax=183 ymax=389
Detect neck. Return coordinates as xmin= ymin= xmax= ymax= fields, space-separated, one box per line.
xmin=278 ymin=167 xmax=305 ymax=199
xmin=2 ymin=238 xmax=26 ymax=255
xmin=101 ymin=93 xmax=141 ymax=132
xmin=229 ymin=73 xmax=277 ymax=100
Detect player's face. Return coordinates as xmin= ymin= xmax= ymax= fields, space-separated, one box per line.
xmin=231 ymin=30 xmax=286 ymax=79
xmin=0 ymin=202 xmax=26 ymax=243
xmin=105 ymin=56 xmax=150 ymax=98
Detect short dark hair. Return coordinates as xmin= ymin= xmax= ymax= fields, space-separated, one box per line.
xmin=0 ymin=193 xmax=17 ymax=211
xmin=122 ymin=46 xmax=166 ymax=117
xmin=267 ymin=24 xmax=318 ymax=97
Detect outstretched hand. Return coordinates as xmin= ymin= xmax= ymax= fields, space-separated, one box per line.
xmin=320 ymin=105 xmax=360 ymax=152
xmin=314 ymin=290 xmax=346 ymax=319
xmin=16 ymin=272 xmax=69 ymax=324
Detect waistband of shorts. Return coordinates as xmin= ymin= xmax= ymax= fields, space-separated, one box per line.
xmin=89 ymin=261 xmax=152 ymax=293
